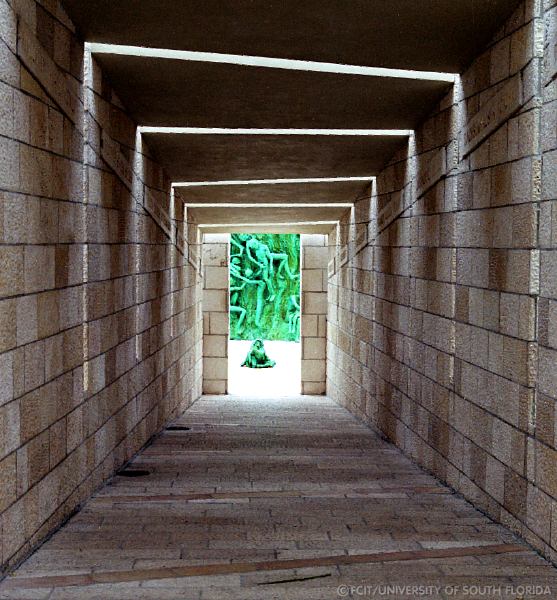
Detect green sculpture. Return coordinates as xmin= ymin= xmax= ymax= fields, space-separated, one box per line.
xmin=241 ymin=339 xmax=276 ymax=368
xmin=229 ymin=234 xmax=300 ymax=341
xmin=287 ymin=294 xmax=300 ymax=335
xmin=230 ymin=257 xmax=265 ymax=335
xmin=244 ymin=234 xmax=276 ymax=300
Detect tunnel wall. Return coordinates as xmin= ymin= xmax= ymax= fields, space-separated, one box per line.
xmin=301 ymin=234 xmax=328 ymax=394
xmin=202 ymin=233 xmax=229 ymax=394
xmin=0 ymin=0 xmax=202 ymax=572
xmin=327 ymin=0 xmax=557 ymax=561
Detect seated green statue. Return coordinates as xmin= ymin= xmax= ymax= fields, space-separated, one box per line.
xmin=241 ymin=339 xmax=276 ymax=368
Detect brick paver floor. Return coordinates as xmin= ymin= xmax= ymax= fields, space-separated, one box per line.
xmin=2 ymin=395 xmax=557 ymax=599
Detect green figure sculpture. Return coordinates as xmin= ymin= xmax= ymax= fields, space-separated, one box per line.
xmin=241 ymin=339 xmax=276 ymax=368
xmin=287 ymin=294 xmax=300 ymax=335
xmin=272 ymin=251 xmax=299 ymax=281
xmin=242 ymin=234 xmax=276 ymax=301
xmin=229 ymin=258 xmax=265 ymax=334
xmin=229 ymin=233 xmax=300 ymax=341
xmin=230 ymin=235 xmax=245 ymax=259
xmin=230 ymin=284 xmax=247 ymax=335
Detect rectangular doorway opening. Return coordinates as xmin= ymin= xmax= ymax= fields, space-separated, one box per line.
xmin=228 ymin=233 xmax=301 ymax=396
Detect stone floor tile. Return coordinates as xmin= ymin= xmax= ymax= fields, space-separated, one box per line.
xmin=1 ymin=395 xmax=557 ymax=597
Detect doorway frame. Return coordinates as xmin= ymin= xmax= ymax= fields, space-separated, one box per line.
xmin=201 ymin=232 xmax=328 ymax=395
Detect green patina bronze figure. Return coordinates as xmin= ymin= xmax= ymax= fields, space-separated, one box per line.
xmin=287 ymin=294 xmax=300 ymax=335
xmin=230 ymin=257 xmax=265 ymax=334
xmin=241 ymin=339 xmax=276 ymax=369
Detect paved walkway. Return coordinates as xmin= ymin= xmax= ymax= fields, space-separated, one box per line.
xmin=2 ymin=395 xmax=557 ymax=599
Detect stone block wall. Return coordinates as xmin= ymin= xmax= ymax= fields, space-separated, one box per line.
xmin=327 ymin=0 xmax=557 ymax=562
xmin=0 ymin=0 xmax=202 ymax=572
xmin=536 ymin=0 xmax=557 ymax=560
xmin=202 ymin=233 xmax=229 ymax=394
xmin=301 ymin=234 xmax=327 ymax=394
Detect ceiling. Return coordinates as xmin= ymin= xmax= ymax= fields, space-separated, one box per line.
xmin=188 ymin=205 xmax=349 ymax=226
xmin=177 ymin=181 xmax=370 ymax=205
xmin=63 ymin=0 xmax=520 ymax=73
xmin=93 ymin=54 xmax=450 ymax=129
xmin=141 ymin=133 xmax=406 ymax=182
xmin=199 ymin=223 xmax=336 ymax=234
xmin=61 ymin=0 xmax=521 ymax=231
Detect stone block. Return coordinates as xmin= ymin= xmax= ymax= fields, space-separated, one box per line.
xmin=491 ymin=163 xmax=512 ymax=206
xmin=0 ymin=298 xmax=16 ymax=353
xmin=302 ymin=337 xmax=326 ymax=360
xmin=37 ymin=290 xmax=60 ymax=339
xmin=23 ymin=340 xmax=44 ymax=393
xmin=492 ymin=207 xmax=513 ymax=248
xmin=0 ymin=0 xmax=17 ymax=52
xmin=203 ymin=335 xmax=227 ymax=358
xmin=304 ymin=292 xmax=327 ymax=315
xmin=301 ymin=359 xmax=326 ymax=382
xmin=19 ymin=144 xmax=52 ymax=197
xmin=536 ymin=440 xmax=557 ymax=498
xmin=301 ymin=234 xmax=326 ymax=247
xmin=488 ymin=249 xmax=532 ymax=294
xmin=302 ymin=381 xmax=326 ymax=394
xmin=0 ymin=136 xmax=19 ymax=191
xmin=303 ymin=246 xmax=328 ymax=269
xmin=472 ymin=168 xmax=491 ymax=208
xmin=0 ymin=81 xmax=13 ymax=140
xmin=24 ymin=245 xmax=55 ymax=294
xmin=0 ymin=27 xmax=19 ymax=87
xmin=66 ymin=406 xmax=83 ymax=453
xmin=16 ymin=294 xmax=38 ymax=346
xmin=209 ymin=312 xmax=228 ymax=335
xmin=44 ymin=333 xmax=64 ymax=382
xmin=0 ymin=400 xmax=19 ymax=460
xmin=489 ymin=122 xmax=508 ymax=166
xmin=0 ymin=349 xmax=13 ymax=407
xmin=456 ymin=249 xmax=489 ymax=288
xmin=302 ymin=269 xmax=324 ymax=292
xmin=301 ymin=314 xmax=318 ymax=336
xmin=0 ymin=452 xmax=15 ymax=513
xmin=541 ymin=250 xmax=557 ymax=299
xmin=203 ymin=313 xmax=210 ymax=335
xmin=504 ymin=468 xmax=528 ymax=519
xmin=202 ymin=243 xmax=228 ymax=266
xmin=512 ymin=203 xmax=537 ymax=248
xmin=318 ymin=315 xmax=327 ymax=337
xmin=490 ymin=37 xmax=510 ymax=84
xmin=16 ymin=429 xmax=49 ymax=496
xmin=0 ymin=245 xmax=24 ymax=297
xmin=49 ymin=418 xmax=66 ymax=467
xmin=204 ymin=266 xmax=228 ymax=290
xmin=202 ymin=379 xmax=226 ymax=395
xmin=1 ymin=496 xmax=24 ymax=562
xmin=543 ymin=149 xmax=557 ymax=201
xmin=203 ymin=357 xmax=227 ymax=381
xmin=539 ymin=346 xmax=557 ymax=398
xmin=203 ymin=289 xmax=227 ymax=313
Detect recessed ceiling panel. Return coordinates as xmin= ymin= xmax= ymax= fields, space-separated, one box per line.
xmin=93 ymin=54 xmax=450 ymax=129
xmin=178 ymin=181 xmax=370 ymax=205
xmin=200 ymin=223 xmax=335 ymax=234
xmin=189 ymin=205 xmax=348 ymax=225
xmin=141 ymin=133 xmax=405 ymax=181
xmin=62 ymin=0 xmax=521 ymax=73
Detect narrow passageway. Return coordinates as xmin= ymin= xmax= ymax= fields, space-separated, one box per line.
xmin=1 ymin=396 xmax=555 ymax=599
